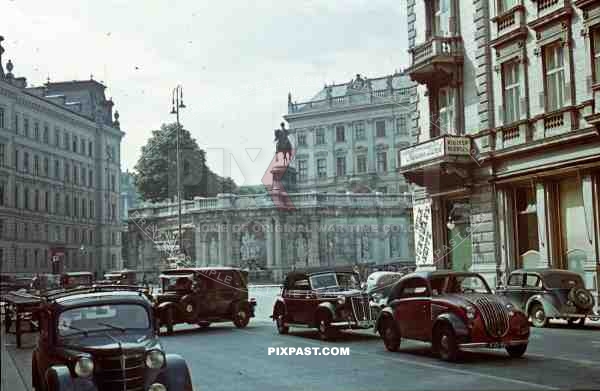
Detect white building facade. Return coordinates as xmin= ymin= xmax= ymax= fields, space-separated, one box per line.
xmin=285 ymin=73 xmax=416 ymax=194
xmin=401 ymin=0 xmax=600 ymax=294
xmin=0 ymin=40 xmax=124 ymax=278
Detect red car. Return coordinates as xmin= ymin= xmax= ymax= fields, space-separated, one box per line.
xmin=376 ymin=271 xmax=530 ymax=361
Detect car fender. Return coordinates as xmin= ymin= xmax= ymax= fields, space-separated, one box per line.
xmin=525 ymin=295 xmax=560 ymax=317
xmin=374 ymin=306 xmax=395 ymax=334
xmin=271 ymin=298 xmax=287 ymax=318
xmin=433 ymin=312 xmax=469 ymax=340
xmin=45 ymin=365 xmax=97 ymax=391
xmin=156 ymin=354 xmax=193 ymax=391
xmin=316 ymin=302 xmax=336 ymax=320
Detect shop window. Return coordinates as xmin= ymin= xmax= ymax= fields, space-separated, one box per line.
xmin=515 ymin=187 xmax=540 ymax=268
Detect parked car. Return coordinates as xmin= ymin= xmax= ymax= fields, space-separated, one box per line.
xmin=366 ymin=271 xmax=404 ymax=307
xmin=31 ymin=285 xmax=193 ymax=391
xmin=155 ymin=267 xmax=256 ymax=334
xmin=60 ymin=272 xmax=94 ymax=289
xmin=496 ymin=269 xmax=598 ymax=327
xmin=376 ymin=271 xmax=530 ymax=361
xmin=272 ymin=266 xmax=377 ymax=340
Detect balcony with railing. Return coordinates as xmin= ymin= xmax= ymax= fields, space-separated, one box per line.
xmin=407 ymin=36 xmax=464 ymax=85
xmin=398 ymin=134 xmax=473 ymax=189
xmin=288 ymin=87 xmax=411 ymax=114
xmin=491 ymin=5 xmax=527 ymax=42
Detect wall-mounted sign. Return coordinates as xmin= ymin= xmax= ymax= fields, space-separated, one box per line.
xmin=400 ymin=138 xmax=444 ymax=167
xmin=446 ymin=137 xmax=471 ymax=155
xmin=413 ymin=200 xmax=433 ymax=267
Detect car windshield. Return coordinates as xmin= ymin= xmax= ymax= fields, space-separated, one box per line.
xmin=310 ymin=272 xmax=360 ymax=290
xmin=431 ymin=274 xmax=491 ymax=295
xmin=58 ymin=304 xmax=150 ymax=337
xmin=543 ymin=273 xmax=584 ymax=289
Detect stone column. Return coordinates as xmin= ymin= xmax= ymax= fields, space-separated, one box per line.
xmin=309 ymin=217 xmax=320 ymax=266
xmin=218 ymin=222 xmax=225 ymax=266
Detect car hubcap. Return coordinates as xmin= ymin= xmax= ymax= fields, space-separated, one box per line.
xmin=237 ymin=311 xmax=246 ymax=320
xmin=535 ymin=310 xmax=545 ymax=322
xmin=440 ymin=334 xmax=449 ymax=352
xmin=186 ymin=305 xmax=193 ymax=313
xmin=320 ymin=321 xmax=326 ymax=333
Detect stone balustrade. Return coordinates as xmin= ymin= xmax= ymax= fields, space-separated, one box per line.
xmin=128 ymin=191 xmax=413 ymax=220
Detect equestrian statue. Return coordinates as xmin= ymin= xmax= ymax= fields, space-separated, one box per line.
xmin=274 ymin=122 xmax=292 ymax=164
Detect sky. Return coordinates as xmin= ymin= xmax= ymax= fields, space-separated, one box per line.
xmin=2 ymin=0 xmax=409 ymax=186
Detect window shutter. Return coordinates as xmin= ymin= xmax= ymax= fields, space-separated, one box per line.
xmin=538 ymin=92 xmax=545 ymax=111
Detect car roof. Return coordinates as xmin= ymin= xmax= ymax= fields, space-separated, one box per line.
xmin=367 ymin=271 xmax=403 ymax=279
xmin=400 ymin=270 xmax=482 ymax=280
xmin=285 ymin=266 xmax=357 ymax=279
xmin=160 ymin=267 xmax=243 ymax=274
xmin=53 ymin=291 xmax=151 ymax=309
xmin=510 ymin=268 xmax=582 ymax=277
xmin=63 ymin=272 xmax=93 ymax=276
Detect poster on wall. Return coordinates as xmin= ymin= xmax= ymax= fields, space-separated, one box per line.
xmin=413 ymin=200 xmax=434 ymax=268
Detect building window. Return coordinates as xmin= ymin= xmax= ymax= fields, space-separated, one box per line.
xmin=0 ymin=107 xmax=4 ymax=129
xmin=396 ymin=115 xmax=408 ymax=135
xmin=502 ymin=61 xmax=520 ymax=124
xmin=88 ymin=141 xmax=93 ymax=156
xmin=88 ymin=170 xmax=93 ymax=187
xmin=515 ymin=187 xmax=539 ymax=267
xmin=14 ymin=150 xmax=19 ymax=171
xmin=377 ymin=187 xmax=388 ymax=194
xmin=354 ymin=121 xmax=366 ymax=140
xmin=498 ymin=0 xmax=517 ymax=14
xmin=54 ymin=128 xmax=60 ymax=146
xmin=377 ymin=151 xmax=387 ymax=173
xmin=43 ymin=124 xmax=49 ymax=143
xmin=63 ymin=131 xmax=69 ymax=150
xmin=335 ymin=126 xmax=345 ymax=142
xmin=336 ymin=157 xmax=346 ymax=176
xmin=438 ymin=87 xmax=455 ymax=134
xmin=24 ymin=118 xmax=29 ymax=137
xmin=544 ymin=42 xmax=565 ymax=111
xmin=74 ymin=166 xmax=79 ymax=185
xmin=433 ymin=0 xmax=451 ymax=36
xmin=0 ymin=182 xmax=4 ymax=206
xmin=357 ymin=155 xmax=367 ymax=174
xmin=64 ymin=163 xmax=70 ymax=183
xmin=297 ymin=133 xmax=306 ymax=146
xmin=55 ymin=194 xmax=60 ymax=215
xmin=24 ymin=187 xmax=30 ymax=210
xmin=23 ymin=152 xmax=29 ymax=173
xmin=82 ymin=198 xmax=87 ymax=219
xmin=81 ymin=167 xmax=86 ymax=184
xmin=592 ymin=27 xmax=600 ymax=83
xmin=89 ymin=199 xmax=94 ymax=218
xmin=65 ymin=195 xmax=70 ymax=216
xmin=44 ymin=191 xmax=49 ymax=212
xmin=34 ymin=190 xmax=39 ymax=211
xmin=317 ymin=158 xmax=327 ymax=178
xmin=54 ymin=160 xmax=60 ymax=179
xmin=111 ymin=174 xmax=116 ymax=192
xmin=81 ymin=139 xmax=85 ymax=155
xmin=74 ymin=197 xmax=78 ymax=218
xmin=42 ymin=157 xmax=48 ymax=177
xmin=14 ymin=113 xmax=19 ymax=133
xmin=73 ymin=135 xmax=78 ymax=153
xmin=111 ymin=203 xmax=116 ymax=221
xmin=376 ymin=120 xmax=386 ymax=138
xmin=34 ymin=155 xmax=39 ymax=176
xmin=315 ymin=128 xmax=326 ymax=145
xmin=298 ymin=160 xmax=307 ymax=181
xmin=15 ymin=185 xmax=19 ymax=209
xmin=0 ymin=143 xmax=4 ymax=166
xmin=34 ymin=122 xmax=40 ymax=140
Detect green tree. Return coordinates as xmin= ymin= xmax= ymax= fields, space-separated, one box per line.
xmin=134 ymin=123 xmax=237 ymax=202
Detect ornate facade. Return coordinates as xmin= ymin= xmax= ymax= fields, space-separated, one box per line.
xmin=402 ymin=0 xmax=600 ymax=297
xmin=126 ymin=192 xmax=414 ymax=282
xmin=285 ymin=72 xmax=417 ymax=194
xmin=0 ymin=38 xmax=124 ymax=277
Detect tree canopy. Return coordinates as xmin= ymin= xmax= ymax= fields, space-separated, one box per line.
xmin=134 ymin=123 xmax=237 ymax=202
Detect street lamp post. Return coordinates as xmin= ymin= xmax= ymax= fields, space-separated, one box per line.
xmin=171 ymin=86 xmax=186 ymax=257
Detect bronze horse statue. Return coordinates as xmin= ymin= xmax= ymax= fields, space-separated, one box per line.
xmin=274 ymin=122 xmax=292 ymax=164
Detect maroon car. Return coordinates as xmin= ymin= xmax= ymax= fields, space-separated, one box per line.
xmin=376 ymin=271 xmax=530 ymax=361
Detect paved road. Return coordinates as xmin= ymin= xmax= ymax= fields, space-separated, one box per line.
xmin=4 ymin=287 xmax=600 ymax=391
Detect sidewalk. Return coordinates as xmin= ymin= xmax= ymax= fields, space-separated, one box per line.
xmin=1 ymin=329 xmax=32 ymax=391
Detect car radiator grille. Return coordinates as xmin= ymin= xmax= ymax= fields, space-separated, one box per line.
xmin=95 ymin=353 xmax=145 ymax=391
xmin=351 ymin=296 xmax=372 ymax=322
xmin=475 ymin=296 xmax=510 ymax=338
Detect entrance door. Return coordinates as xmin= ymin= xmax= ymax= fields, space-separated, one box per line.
xmin=447 ymin=201 xmax=472 ymax=272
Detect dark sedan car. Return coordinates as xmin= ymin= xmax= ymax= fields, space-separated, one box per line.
xmin=31 ymin=286 xmax=193 ymax=391
xmin=497 ymin=269 xmax=598 ymax=327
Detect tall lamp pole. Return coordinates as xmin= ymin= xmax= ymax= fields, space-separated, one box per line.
xmin=171 ymin=86 xmax=186 ymax=256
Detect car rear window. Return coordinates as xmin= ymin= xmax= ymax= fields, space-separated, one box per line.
xmin=543 ymin=273 xmax=584 ymax=289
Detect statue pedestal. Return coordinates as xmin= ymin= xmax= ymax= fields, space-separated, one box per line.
xmin=270 ymin=165 xmax=295 ymax=210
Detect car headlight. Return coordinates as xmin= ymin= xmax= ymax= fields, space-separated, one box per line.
xmin=74 ymin=357 xmax=94 ymax=377
xmin=146 ymin=349 xmax=165 ymax=369
xmin=337 ymin=296 xmax=346 ymax=305
xmin=465 ymin=305 xmax=476 ymax=320
xmin=148 ymin=383 xmax=167 ymax=391
xmin=506 ymin=303 xmax=515 ymax=317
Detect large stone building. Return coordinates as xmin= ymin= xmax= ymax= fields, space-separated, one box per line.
xmin=400 ymin=0 xmax=600 ymax=295
xmin=285 ymin=72 xmax=416 ymax=194
xmin=0 ymin=38 xmax=124 ymax=277
xmin=126 ymin=192 xmax=413 ymax=282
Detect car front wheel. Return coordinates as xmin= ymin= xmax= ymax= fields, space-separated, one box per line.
xmin=434 ymin=325 xmax=459 ymax=362
xmin=380 ymin=319 xmax=400 ymax=352
xmin=506 ymin=344 xmax=527 ymax=358
xmin=276 ymin=315 xmax=289 ymax=334
xmin=317 ymin=315 xmax=335 ymax=341
xmin=530 ymin=304 xmax=548 ymax=328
